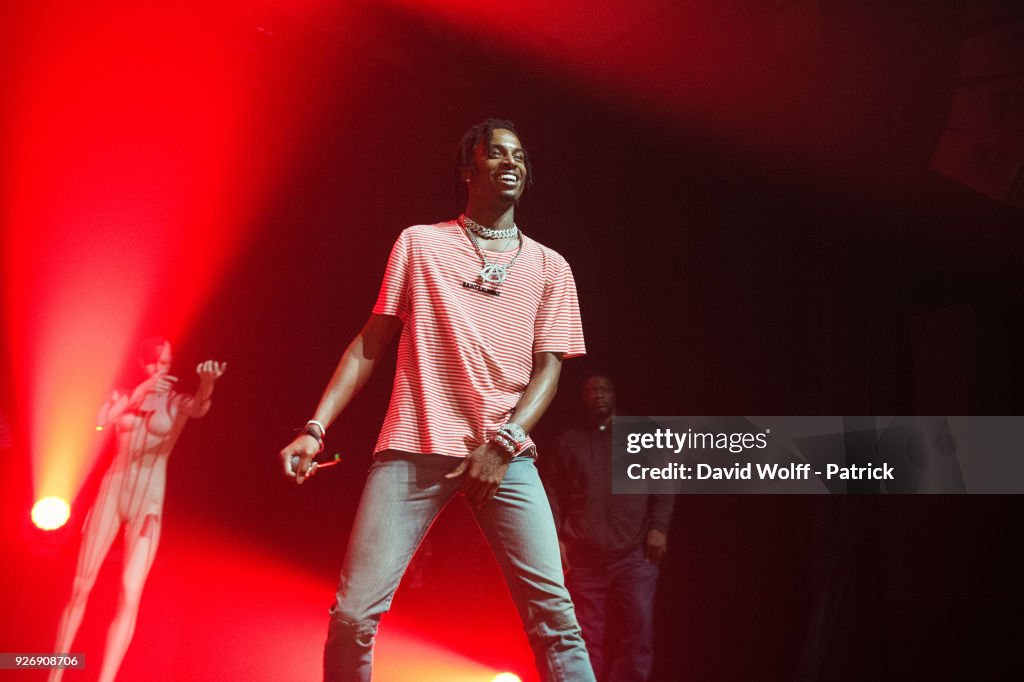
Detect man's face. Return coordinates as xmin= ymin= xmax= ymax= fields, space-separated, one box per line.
xmin=582 ymin=376 xmax=616 ymax=419
xmin=465 ymin=128 xmax=527 ymax=205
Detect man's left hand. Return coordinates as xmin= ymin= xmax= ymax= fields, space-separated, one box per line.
xmin=445 ymin=442 xmax=510 ymax=506
xmin=645 ymin=529 xmax=668 ymax=565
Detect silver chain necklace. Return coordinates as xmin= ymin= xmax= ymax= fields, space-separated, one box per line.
xmin=460 ymin=214 xmax=518 ymax=240
xmin=464 ymin=223 xmax=523 ymax=285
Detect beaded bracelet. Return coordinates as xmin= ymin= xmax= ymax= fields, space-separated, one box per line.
xmin=492 ymin=431 xmax=517 ymax=454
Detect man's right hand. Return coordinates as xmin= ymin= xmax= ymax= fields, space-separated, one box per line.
xmin=280 ymin=434 xmax=322 ymax=484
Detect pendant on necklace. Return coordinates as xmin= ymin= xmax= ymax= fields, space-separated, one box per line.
xmin=480 ymin=263 xmax=508 ymax=284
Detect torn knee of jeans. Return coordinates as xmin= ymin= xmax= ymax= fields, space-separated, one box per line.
xmin=526 ymin=611 xmax=581 ymax=641
xmin=328 ymin=613 xmax=378 ymax=648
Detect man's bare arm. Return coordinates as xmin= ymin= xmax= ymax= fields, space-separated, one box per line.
xmin=280 ymin=313 xmax=402 ymax=482
xmin=506 ymin=351 xmax=564 ymax=433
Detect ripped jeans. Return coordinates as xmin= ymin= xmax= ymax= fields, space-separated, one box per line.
xmin=324 ymin=451 xmax=595 ymax=682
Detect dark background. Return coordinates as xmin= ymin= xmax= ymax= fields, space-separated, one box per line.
xmin=4 ymin=1 xmax=1023 ymax=680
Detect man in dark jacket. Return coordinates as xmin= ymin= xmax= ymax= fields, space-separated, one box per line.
xmin=544 ymin=373 xmax=674 ymax=682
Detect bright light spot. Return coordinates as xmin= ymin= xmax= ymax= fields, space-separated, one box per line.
xmin=96 ymin=426 xmax=104 ymax=431
xmin=492 ymin=674 xmax=521 ymax=682
xmin=31 ymin=496 xmax=71 ymax=530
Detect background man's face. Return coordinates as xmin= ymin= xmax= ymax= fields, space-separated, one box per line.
xmin=582 ymin=376 xmax=616 ymax=419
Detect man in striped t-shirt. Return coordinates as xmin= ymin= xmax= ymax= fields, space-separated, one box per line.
xmin=280 ymin=119 xmax=595 ymax=682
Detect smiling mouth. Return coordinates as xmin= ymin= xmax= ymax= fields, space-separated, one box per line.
xmin=498 ymin=172 xmax=518 ymax=186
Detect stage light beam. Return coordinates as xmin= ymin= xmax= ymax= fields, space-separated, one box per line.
xmin=4 ymin=1 xmax=337 ymax=509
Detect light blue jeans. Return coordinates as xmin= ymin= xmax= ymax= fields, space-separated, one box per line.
xmin=324 ymin=451 xmax=595 ymax=682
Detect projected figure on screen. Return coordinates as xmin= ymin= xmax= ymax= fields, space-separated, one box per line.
xmin=50 ymin=338 xmax=225 ymax=682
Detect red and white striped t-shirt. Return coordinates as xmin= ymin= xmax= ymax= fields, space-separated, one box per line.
xmin=372 ymin=221 xmax=585 ymax=458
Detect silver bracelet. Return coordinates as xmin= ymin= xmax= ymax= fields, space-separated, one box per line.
xmin=300 ymin=423 xmax=325 ymax=453
xmin=305 ymin=419 xmax=326 ymax=439
xmin=498 ymin=422 xmax=527 ymax=446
